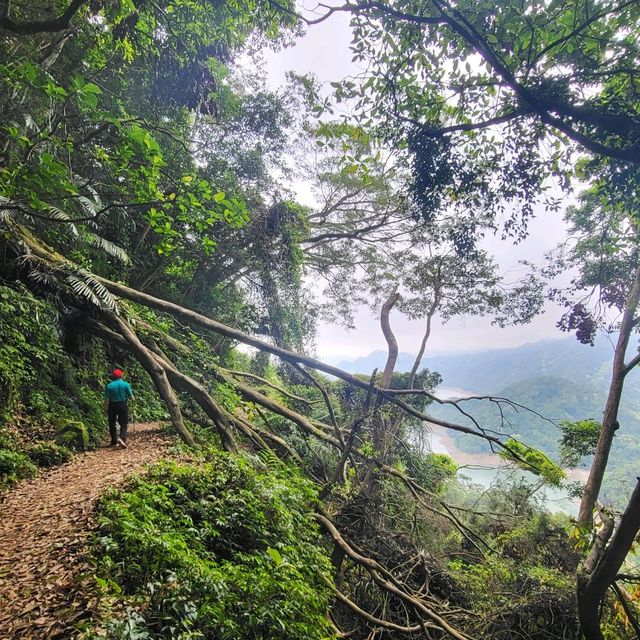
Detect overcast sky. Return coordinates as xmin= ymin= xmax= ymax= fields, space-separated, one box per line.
xmin=261 ymin=15 xmax=572 ymax=362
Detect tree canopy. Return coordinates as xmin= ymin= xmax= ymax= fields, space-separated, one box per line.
xmin=1 ymin=1 xmax=640 ymax=639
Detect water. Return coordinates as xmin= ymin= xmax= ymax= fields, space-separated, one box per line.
xmin=434 ymin=385 xmax=476 ymax=400
xmin=429 ymin=386 xmax=579 ymax=516
xmin=455 ymin=465 xmax=578 ymax=515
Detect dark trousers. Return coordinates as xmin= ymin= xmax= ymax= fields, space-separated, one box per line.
xmin=108 ymin=401 xmax=129 ymax=444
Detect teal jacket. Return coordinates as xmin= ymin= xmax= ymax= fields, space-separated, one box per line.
xmin=104 ymin=379 xmax=133 ymax=403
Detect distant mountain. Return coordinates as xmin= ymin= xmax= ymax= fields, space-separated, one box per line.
xmin=430 ymin=375 xmax=619 ymax=456
xmin=336 ymin=350 xmax=422 ymax=376
xmin=336 ymin=336 xmax=640 ymax=502
xmin=428 ymin=369 xmax=640 ymax=505
xmin=336 ymin=336 xmax=619 ymax=395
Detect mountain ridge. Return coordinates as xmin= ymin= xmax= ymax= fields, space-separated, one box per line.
xmin=334 ymin=336 xmax=619 ymax=394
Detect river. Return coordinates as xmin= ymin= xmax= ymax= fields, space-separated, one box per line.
xmin=427 ymin=386 xmax=580 ymax=515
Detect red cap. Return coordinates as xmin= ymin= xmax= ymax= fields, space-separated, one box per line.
xmin=112 ymin=369 xmax=123 ymax=378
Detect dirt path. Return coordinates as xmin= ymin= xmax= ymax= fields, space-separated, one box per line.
xmin=0 ymin=423 xmax=174 ymax=639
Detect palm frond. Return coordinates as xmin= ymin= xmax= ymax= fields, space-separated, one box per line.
xmin=40 ymin=203 xmax=71 ymax=220
xmin=77 ymin=195 xmax=99 ymax=217
xmin=64 ymin=268 xmax=117 ymax=311
xmin=39 ymin=203 xmax=79 ymax=235
xmin=27 ymin=267 xmax=57 ymax=288
xmin=83 ymin=232 xmax=131 ymax=264
xmin=72 ymin=178 xmax=104 ymax=229
xmin=0 ymin=208 xmax=14 ymax=225
xmin=17 ymin=253 xmax=118 ymax=312
xmin=0 ymin=196 xmax=15 ymax=226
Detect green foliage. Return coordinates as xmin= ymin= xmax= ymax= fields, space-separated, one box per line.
xmin=90 ymin=454 xmax=335 ymax=639
xmin=551 ymin=185 xmax=640 ymax=345
xmin=448 ymin=555 xmax=577 ymax=638
xmin=210 ymin=381 xmax=243 ymax=414
xmin=559 ymin=419 xmax=601 ymax=467
xmin=0 ymin=449 xmax=37 ymax=490
xmin=402 ymin=451 xmax=457 ymax=493
xmin=327 ymin=0 xmax=639 ymax=249
xmin=500 ymin=439 xmax=566 ymax=486
xmin=254 ymin=201 xmax=315 ymax=351
xmin=0 ymin=282 xmax=170 ymax=451
xmin=25 ymin=441 xmax=72 ymax=468
xmin=496 ymin=512 xmax=580 ymax=572
xmin=0 ymin=283 xmax=64 ymax=419
xmin=0 ymin=0 xmax=311 ymax=355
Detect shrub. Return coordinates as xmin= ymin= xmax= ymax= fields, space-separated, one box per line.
xmin=92 ymin=453 xmax=336 ymax=640
xmin=25 ymin=441 xmax=73 ymax=468
xmin=403 ymin=451 xmax=458 ymax=493
xmin=0 ymin=449 xmax=37 ymax=490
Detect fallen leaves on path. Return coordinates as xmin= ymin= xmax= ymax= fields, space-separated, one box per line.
xmin=0 ymin=423 xmax=174 ymax=639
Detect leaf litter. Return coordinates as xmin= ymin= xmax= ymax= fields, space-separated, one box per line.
xmin=0 ymin=423 xmax=173 ymax=639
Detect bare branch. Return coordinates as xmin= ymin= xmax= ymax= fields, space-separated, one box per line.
xmin=315 ymin=513 xmax=474 ymax=640
xmin=1 ymin=0 xmax=88 ymax=34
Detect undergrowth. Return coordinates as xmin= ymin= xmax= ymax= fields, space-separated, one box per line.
xmin=0 ymin=282 xmax=170 ymax=485
xmin=84 ymin=451 xmax=336 ymax=640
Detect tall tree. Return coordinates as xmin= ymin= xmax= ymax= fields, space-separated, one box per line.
xmin=306 ymin=0 xmax=639 ymax=247
xmin=546 ymin=175 xmax=640 ymax=640
xmin=299 ymin=3 xmax=640 ymax=637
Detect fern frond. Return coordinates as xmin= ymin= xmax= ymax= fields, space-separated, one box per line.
xmin=256 ymin=448 xmax=283 ymax=471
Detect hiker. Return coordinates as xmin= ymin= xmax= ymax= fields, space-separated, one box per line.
xmin=103 ymin=368 xmax=133 ymax=448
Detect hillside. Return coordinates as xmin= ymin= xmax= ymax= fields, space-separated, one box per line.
xmin=336 ymin=336 xmax=621 ymax=394
xmin=337 ymin=336 xmax=640 ymax=495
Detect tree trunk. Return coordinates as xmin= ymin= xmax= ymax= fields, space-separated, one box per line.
xmin=407 ymin=290 xmax=440 ymax=390
xmin=333 ymin=369 xmax=377 ymax=484
xmin=578 ymin=479 xmax=640 ymax=640
xmin=364 ymin=290 xmax=400 ymax=500
xmin=91 ymin=319 xmax=236 ymax=452
xmin=151 ymin=352 xmax=238 ymax=453
xmin=110 ymin=314 xmax=195 ymax=446
xmin=379 ymin=288 xmax=400 ymax=389
xmin=578 ymin=263 xmax=640 ymax=528
xmin=95 ymin=275 xmax=514 ymax=449
xmin=373 ymin=289 xmax=400 ymax=452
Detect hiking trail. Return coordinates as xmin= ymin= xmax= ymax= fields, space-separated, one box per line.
xmin=0 ymin=423 xmax=174 ymax=639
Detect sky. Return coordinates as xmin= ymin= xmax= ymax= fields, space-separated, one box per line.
xmin=260 ymin=13 xmax=573 ymax=362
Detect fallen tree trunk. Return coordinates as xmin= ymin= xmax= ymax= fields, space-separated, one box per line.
xmin=10 ymin=226 xmax=517 ymax=453
xmin=152 ymin=355 xmax=238 ymax=454
xmin=108 ymin=314 xmax=195 ymax=446
xmin=97 ymin=312 xmax=491 ymax=556
xmin=91 ymin=319 xmax=236 ymax=452
xmin=98 ymin=276 xmax=518 ymax=452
